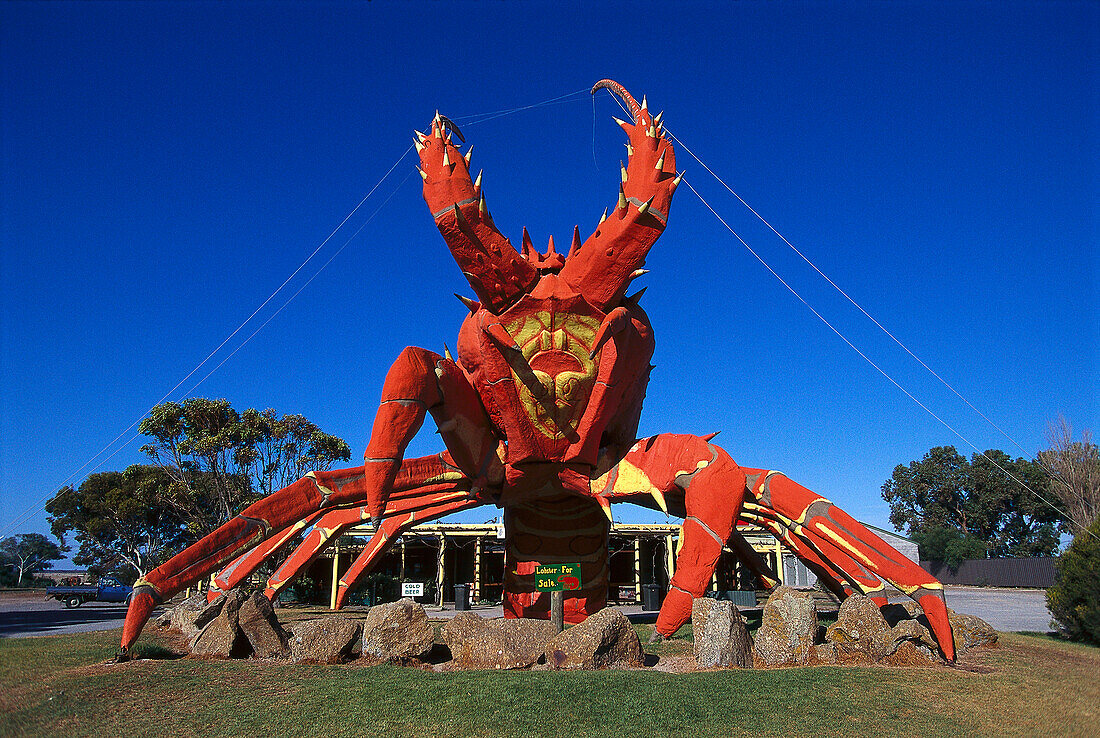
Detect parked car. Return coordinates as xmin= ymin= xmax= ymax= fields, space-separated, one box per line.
xmin=45 ymin=577 xmax=133 ymax=608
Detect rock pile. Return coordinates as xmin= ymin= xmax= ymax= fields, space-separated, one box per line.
xmin=152 ymin=586 xmax=995 ymax=672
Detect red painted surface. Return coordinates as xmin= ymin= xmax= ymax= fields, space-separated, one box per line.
xmin=121 ymin=81 xmax=954 ymax=663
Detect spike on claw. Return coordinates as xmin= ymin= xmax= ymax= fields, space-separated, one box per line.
xmin=597 ymin=496 xmax=613 ymax=522
xmin=650 ymin=490 xmax=668 ymax=515
xmin=455 ymin=293 xmax=480 ymax=313
xmin=569 ymin=226 xmax=582 ymax=258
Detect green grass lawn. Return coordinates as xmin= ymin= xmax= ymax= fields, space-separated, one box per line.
xmin=1 ymin=625 xmax=1096 ymax=738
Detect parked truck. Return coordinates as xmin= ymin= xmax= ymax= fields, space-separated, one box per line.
xmin=45 ymin=577 xmax=133 ymax=608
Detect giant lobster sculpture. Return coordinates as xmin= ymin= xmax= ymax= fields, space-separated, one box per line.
xmin=120 ymin=80 xmax=955 ymax=661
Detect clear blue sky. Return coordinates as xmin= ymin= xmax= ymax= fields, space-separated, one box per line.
xmin=2 ymin=2 xmax=1096 ymax=554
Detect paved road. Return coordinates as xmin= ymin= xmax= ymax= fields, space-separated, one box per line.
xmin=0 ymin=585 xmax=1054 ymax=639
xmin=0 ymin=595 xmax=166 ymax=639
xmin=941 ymin=586 xmax=1053 ymax=632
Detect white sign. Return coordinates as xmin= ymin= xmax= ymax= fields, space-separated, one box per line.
xmin=402 ymin=582 xmax=424 ymax=598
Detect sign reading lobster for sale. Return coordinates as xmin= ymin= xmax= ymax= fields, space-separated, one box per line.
xmin=534 ymin=563 xmax=582 ymax=592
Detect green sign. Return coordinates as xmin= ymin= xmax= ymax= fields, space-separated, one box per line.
xmin=534 ymin=563 xmax=582 ymax=592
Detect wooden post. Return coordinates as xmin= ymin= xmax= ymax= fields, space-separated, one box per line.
xmin=436 ymin=533 xmax=446 ymax=608
xmin=399 ymin=538 xmax=406 ymax=582
xmin=665 ymin=533 xmax=676 ymax=579
xmin=550 ymin=590 xmax=564 ymax=633
xmin=329 ymin=548 xmax=340 ymax=610
xmin=774 ymin=536 xmax=785 ymax=584
xmin=473 ymin=536 xmax=482 ymax=602
xmin=633 ymin=538 xmax=642 ymax=603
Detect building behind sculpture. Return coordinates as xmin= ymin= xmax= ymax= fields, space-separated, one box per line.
xmin=280 ymin=521 xmax=915 ymax=608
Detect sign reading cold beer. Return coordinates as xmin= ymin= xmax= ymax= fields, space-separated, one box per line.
xmin=534 ymin=563 xmax=582 ymax=592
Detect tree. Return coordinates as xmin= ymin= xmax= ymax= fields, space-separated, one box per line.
xmin=1047 ymin=517 xmax=1100 ymax=645
xmin=1036 ymin=416 xmax=1100 ymax=533
xmin=0 ymin=533 xmax=66 ymax=585
xmin=909 ymin=526 xmax=987 ymax=568
xmin=46 ymin=465 xmax=188 ymax=580
xmin=882 ymin=446 xmax=1061 ymax=561
xmin=138 ymin=398 xmax=351 ymax=538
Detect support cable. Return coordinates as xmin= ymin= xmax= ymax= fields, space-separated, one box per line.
xmin=682 ymin=176 xmax=1095 ymax=542
xmin=3 ymin=90 xmax=594 ymax=538
xmin=664 ymin=128 xmax=1082 ymax=502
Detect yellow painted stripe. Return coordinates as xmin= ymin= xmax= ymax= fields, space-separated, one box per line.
xmin=813 ymin=522 xmax=877 ymax=569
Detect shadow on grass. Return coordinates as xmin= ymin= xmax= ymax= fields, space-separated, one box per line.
xmin=129 ymin=643 xmax=184 ymax=660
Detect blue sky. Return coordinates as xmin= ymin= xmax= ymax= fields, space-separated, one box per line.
xmin=2 ymin=2 xmax=1096 ymax=555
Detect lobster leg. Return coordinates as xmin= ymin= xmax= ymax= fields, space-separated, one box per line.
xmin=120 ymin=452 xmax=471 ymax=654
xmin=208 ymin=509 xmax=328 ymax=600
xmin=263 ymin=480 xmax=477 ymax=601
xmin=591 ymin=433 xmax=746 ymax=639
xmin=741 ymin=468 xmax=955 ymax=662
xmin=360 ymin=346 xmax=500 ymax=524
xmin=333 ymin=495 xmax=482 ymax=609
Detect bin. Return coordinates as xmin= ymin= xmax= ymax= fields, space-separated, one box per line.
xmin=454 ymin=584 xmax=471 ymax=611
xmin=642 ymin=584 xmax=661 ymax=611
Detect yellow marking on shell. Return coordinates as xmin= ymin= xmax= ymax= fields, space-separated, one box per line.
xmin=755 ymin=470 xmax=777 ymax=495
xmin=611 ymin=460 xmax=659 ymax=496
xmin=860 ymin=581 xmax=886 ymax=594
xmin=794 ymin=497 xmax=833 ymax=525
xmin=675 ymin=525 xmax=685 ymax=556
xmin=132 ymin=578 xmax=161 ymax=595
xmin=674 ymin=459 xmax=709 ymax=479
xmin=813 ymin=522 xmax=876 ymax=569
xmin=306 ymin=472 xmax=336 ymax=500
xmin=504 ymin=310 xmax=601 ymax=440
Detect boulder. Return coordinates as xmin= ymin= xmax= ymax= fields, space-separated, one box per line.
xmin=545 ymin=607 xmax=643 ymax=670
xmin=883 ymin=601 xmax=997 ymax=654
xmin=752 ymin=586 xmax=817 ymax=666
xmin=237 ymin=592 xmax=289 ymax=658
xmin=810 ymin=643 xmax=838 ymax=665
xmin=190 ymin=592 xmax=248 ymax=658
xmin=168 ymin=592 xmax=210 ymax=636
xmin=825 ymin=595 xmax=893 ymax=663
xmin=441 ymin=611 xmax=490 ymax=654
xmin=193 ymin=588 xmax=247 ymax=632
xmin=691 ymin=598 xmax=752 ymax=669
xmin=948 ymin=609 xmax=998 ymax=651
xmin=288 ymin=617 xmax=363 ymax=663
xmin=453 ymin=618 xmax=559 ymax=670
xmin=361 ymin=599 xmax=434 ymax=661
xmin=880 ymin=639 xmax=941 ymax=667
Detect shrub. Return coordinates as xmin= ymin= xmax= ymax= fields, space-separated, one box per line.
xmin=1047 ymin=517 xmax=1100 ymax=645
